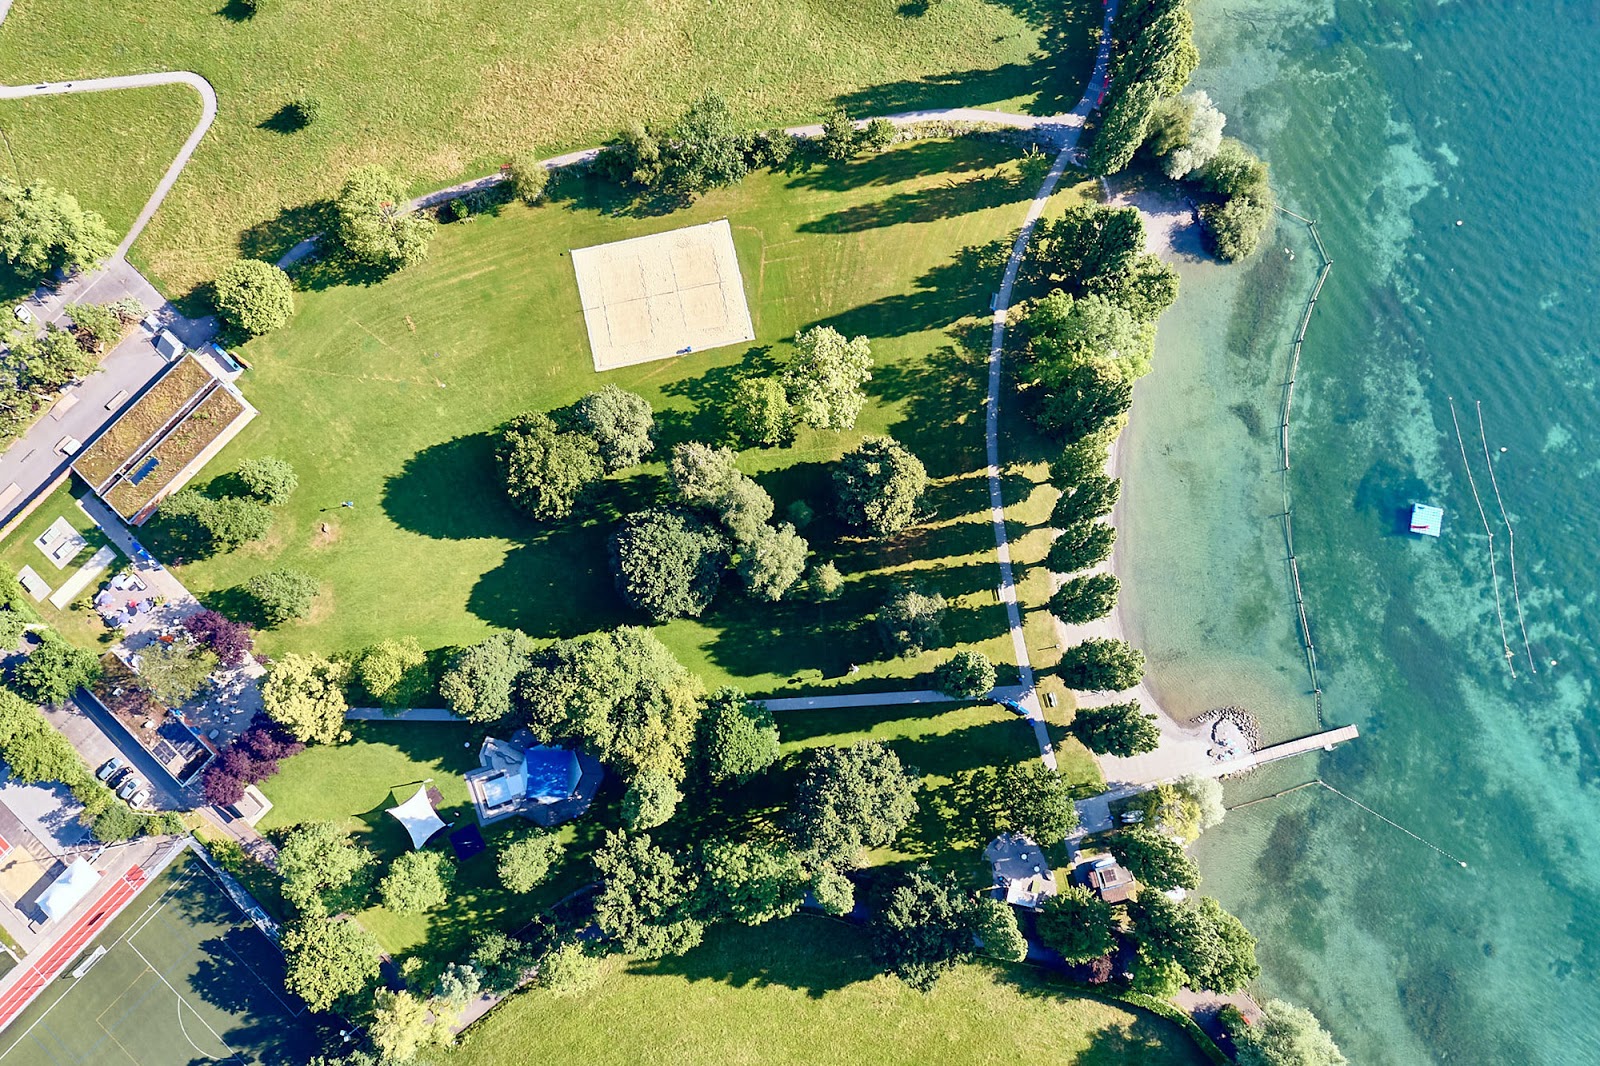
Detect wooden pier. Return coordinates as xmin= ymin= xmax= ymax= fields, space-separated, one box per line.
xmin=1207 ymin=724 xmax=1359 ymax=778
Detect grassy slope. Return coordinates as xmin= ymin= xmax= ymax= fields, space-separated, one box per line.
xmin=167 ymin=140 xmax=1087 ymax=699
xmin=0 ymin=85 xmax=197 ymax=239
xmin=0 ymin=0 xmax=1101 ymax=294
xmin=436 ymin=914 xmax=1210 ymax=1066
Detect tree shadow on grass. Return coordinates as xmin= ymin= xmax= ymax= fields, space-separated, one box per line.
xmin=238 ymin=200 xmax=336 ymax=270
xmin=627 ymin=912 xmax=879 ymax=998
xmin=799 ymin=166 xmax=1037 ymax=235
xmin=817 ymin=236 xmax=1013 ymax=343
xmin=785 ymin=138 xmax=1000 ymax=195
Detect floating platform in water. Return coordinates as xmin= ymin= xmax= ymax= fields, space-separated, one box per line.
xmin=1410 ymin=503 xmax=1444 ymax=537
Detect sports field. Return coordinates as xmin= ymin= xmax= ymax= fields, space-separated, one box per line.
xmin=0 ymin=852 xmax=321 ymax=1066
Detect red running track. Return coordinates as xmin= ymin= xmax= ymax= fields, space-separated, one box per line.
xmin=0 ymin=866 xmax=147 ymax=1030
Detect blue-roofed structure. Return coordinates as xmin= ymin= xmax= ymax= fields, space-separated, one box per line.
xmin=465 ymin=730 xmax=603 ymax=828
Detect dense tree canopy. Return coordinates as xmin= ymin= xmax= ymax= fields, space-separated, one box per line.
xmin=610 ymin=507 xmax=729 ymax=622
xmin=957 ymin=762 xmax=1079 ymax=843
xmin=334 ymin=165 xmax=435 ymax=269
xmin=790 ymin=741 xmax=919 ymax=867
xmin=1049 ymin=572 xmax=1120 ymax=625
xmin=972 ymin=897 xmax=1028 ymax=962
xmin=729 ymin=376 xmax=792 ymax=447
xmin=737 ymin=521 xmax=809 ymax=601
xmin=497 ymin=411 xmax=604 ymax=521
xmin=785 ymin=326 xmax=873 ymax=430
xmin=236 ymin=456 xmax=298 ymax=505
xmin=356 ymin=637 xmax=430 ymax=706
xmin=277 ymin=821 xmax=373 ymax=913
xmin=592 ymin=831 xmax=704 ymax=958
xmin=1025 ymin=290 xmax=1153 ymax=386
xmin=516 ymin=627 xmax=701 ymax=782
xmin=261 ymin=653 xmax=349 ymax=745
xmin=698 ymin=838 xmax=805 ymax=926
xmin=1130 ymin=892 xmax=1258 ymax=995
xmin=1110 ymin=826 xmax=1200 ymax=891
xmin=498 ymin=831 xmax=564 ymax=893
xmin=213 ymin=259 xmax=295 ymax=336
xmin=658 ymin=91 xmax=750 ymax=200
xmin=370 ymin=989 xmax=452 ymax=1063
xmin=14 ymin=632 xmax=100 ymax=705
xmin=1046 ymin=521 xmax=1116 ymax=575
xmin=695 ymin=687 xmax=780 ymax=785
xmin=380 ymin=850 xmax=455 ymax=913
xmin=834 ymin=436 xmax=927 ymax=537
xmin=1234 ymin=998 xmax=1348 ymax=1066
xmin=1037 ymin=885 xmax=1119 ymax=963
xmin=572 ymin=385 xmax=655 ymax=471
xmin=1052 ymin=473 xmax=1120 ymax=528
xmin=137 ymin=637 xmax=218 ymax=706
xmin=622 ymin=768 xmax=683 ymax=830
xmin=1033 ymin=358 xmax=1132 ymax=441
xmin=0 ymin=178 xmax=115 ymax=277
xmin=1060 ymin=637 xmax=1145 ymax=692
xmin=281 ymin=916 xmax=381 ymax=1012
xmin=1071 ymin=700 xmax=1161 ymax=756
xmin=932 ymin=650 xmax=996 ymax=699
xmin=243 ymin=568 xmax=319 ymax=625
xmin=870 ymin=868 xmax=975 ymax=992
xmin=878 ymin=583 xmax=946 ymax=656
xmin=1147 ymin=90 xmax=1226 ymax=178
xmin=439 ymin=631 xmax=535 ymax=723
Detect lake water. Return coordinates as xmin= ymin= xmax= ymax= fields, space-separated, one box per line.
xmin=1117 ymin=1 xmax=1600 ymax=1061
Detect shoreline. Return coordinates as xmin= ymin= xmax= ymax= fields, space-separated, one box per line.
xmin=1051 ymin=182 xmax=1220 ymax=788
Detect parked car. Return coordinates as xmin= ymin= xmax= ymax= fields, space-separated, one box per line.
xmin=95 ymin=757 xmax=124 ymax=782
xmin=128 ymin=788 xmax=151 ymax=810
xmin=116 ymin=774 xmax=142 ymax=801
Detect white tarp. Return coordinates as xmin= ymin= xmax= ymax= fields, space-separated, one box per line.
xmin=38 ymin=857 xmax=100 ymax=923
xmin=387 ymin=785 xmax=446 ymax=850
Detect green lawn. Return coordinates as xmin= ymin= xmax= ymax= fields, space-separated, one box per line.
xmin=0 ymin=478 xmax=122 ymax=650
xmin=0 ymin=84 xmax=198 ymax=239
xmin=165 ymin=138 xmax=1076 ymax=697
xmin=0 ymin=0 xmax=1102 ymax=295
xmin=257 ymin=720 xmax=611 ymax=974
xmin=435 ymin=913 xmax=1210 ymax=1066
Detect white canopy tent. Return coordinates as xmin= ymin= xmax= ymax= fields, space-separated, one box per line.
xmin=388 ymin=785 xmax=446 ymax=850
xmin=38 ymin=857 xmax=101 ymax=923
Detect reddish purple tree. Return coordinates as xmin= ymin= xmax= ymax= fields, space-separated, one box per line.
xmin=203 ymin=761 xmax=247 ymax=806
xmin=200 ymin=718 xmax=305 ymax=808
xmin=185 ymin=609 xmax=255 ymax=667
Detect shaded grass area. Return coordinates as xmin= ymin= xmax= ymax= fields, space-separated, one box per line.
xmin=0 ymin=0 xmax=1103 ymax=294
xmin=166 ymin=139 xmax=1091 ymax=697
xmin=0 ymin=478 xmax=121 ymax=650
xmin=436 ymin=913 xmax=1210 ymax=1066
xmin=257 ymin=721 xmax=613 ymax=975
xmin=0 ymin=84 xmax=197 ymax=239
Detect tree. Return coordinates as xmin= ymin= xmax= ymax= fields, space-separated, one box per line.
xmin=516 ymin=627 xmax=702 ymax=782
xmin=470 ymin=931 xmax=540 ymax=995
xmin=598 ymin=122 xmax=664 ymax=187
xmin=1028 ymin=205 xmax=1145 ymax=294
xmin=380 ymin=850 xmax=455 ymax=913
xmin=789 ymin=741 xmax=919 ymax=867
xmin=572 ymin=385 xmax=654 ymax=471
xmin=1110 ymin=826 xmax=1200 ymax=891
xmin=1129 ymin=892 xmax=1227 ymax=993
xmin=439 ymin=631 xmax=535 ymax=723
xmin=1052 ymin=473 xmax=1120 ymax=528
xmin=834 ymin=436 xmax=927 ymax=537
xmin=1092 ymin=253 xmax=1180 ymax=323
xmin=66 ymin=301 xmax=129 ymax=349
xmin=1025 ymin=290 xmax=1152 ymax=385
xmin=535 ymin=939 xmax=603 ymax=995
xmin=334 ymin=164 xmax=435 ymax=269
xmin=433 ymin=962 xmax=481 ymax=1011
xmin=281 ymin=916 xmax=380 ymax=1012
xmin=498 ymin=831 xmax=564 ymax=893
xmin=1191 ymin=896 xmax=1259 ymax=993
xmin=592 ymin=831 xmax=704 ymax=958
xmin=972 ymin=897 xmax=1028 ymax=962
xmin=878 ymin=583 xmax=945 ymax=656
xmin=622 ymin=769 xmax=683 ymax=830
xmin=244 ymin=568 xmax=319 ymax=625
xmin=659 ymin=91 xmax=750 ymax=200
xmin=1147 ymin=90 xmax=1226 ymax=178
xmin=1061 ymin=637 xmax=1144 ymax=692
xmin=369 ymin=989 xmax=452 ymax=1063
xmin=0 ymin=689 xmax=91 ymax=783
xmin=957 ymin=762 xmax=1079 ymax=842
xmin=212 ymin=259 xmax=294 ymax=336
xmin=277 ymin=821 xmax=373 ymax=913
xmin=738 ymin=522 xmax=809 ymax=601
xmin=1049 ymin=573 xmax=1119 ymax=624
xmin=1086 ymin=80 xmax=1160 ymax=175
xmin=870 ymin=868 xmax=974 ymax=992
xmin=1199 ymin=137 xmax=1272 ymax=201
xmin=811 ymin=865 xmax=855 ymax=916
xmin=610 ymin=507 xmax=729 ymax=622
xmin=284 ymin=92 xmax=319 ymax=126
xmin=1071 ymin=700 xmax=1160 ymax=756
xmin=1037 ymin=885 xmax=1118 ymax=963
xmin=261 ymin=653 xmax=349 ymax=745
xmin=1202 ymin=193 xmax=1276 ymax=261
xmin=1177 ymin=774 xmax=1226 ymax=832
xmin=236 ymin=456 xmax=298 ymax=504
xmin=729 ymin=376 xmax=791 ymax=447
xmin=932 ymin=650 xmax=995 ymax=698
xmin=861 ymin=117 xmax=897 ymax=151
xmin=695 ymin=687 xmax=780 ymax=784
xmin=819 ymin=108 xmax=858 ymax=160
xmin=668 ymin=441 xmax=740 ymax=508
xmin=748 ymin=128 xmax=797 ymax=169
xmin=0 ymin=178 xmax=115 ymax=277
xmin=7 ymin=327 xmax=96 ymax=395
xmin=14 ymin=632 xmax=100 ymax=705
xmin=506 ymin=153 xmax=550 ymax=204
xmin=136 ymin=637 xmax=218 ymax=706
xmin=497 ymin=411 xmax=604 ymax=521
xmin=1046 ymin=525 xmax=1116 ymax=578
xmin=1033 ymin=359 xmax=1132 ymax=440
xmin=1135 ymin=782 xmax=1205 ymax=843
xmin=196 ymin=495 xmax=274 ymax=552
xmin=184 ymin=609 xmax=254 ymax=666
xmin=784 ymin=326 xmax=873 ymax=430
xmin=698 ymin=838 xmax=805 ymax=925
xmin=808 ymin=560 xmax=845 ymax=601
xmin=356 ymin=637 xmax=430 ymax=706
xmin=1235 ymin=998 xmax=1348 ymax=1066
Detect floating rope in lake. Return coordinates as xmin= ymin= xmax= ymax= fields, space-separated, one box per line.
xmin=1448 ymin=397 xmax=1515 ymax=675
xmin=1228 ymin=778 xmax=1470 ymax=868
xmin=1476 ymin=401 xmax=1536 ymax=673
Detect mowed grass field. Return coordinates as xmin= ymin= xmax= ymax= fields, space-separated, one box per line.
xmin=435 ymin=914 xmax=1211 ymax=1066
xmin=0 ymin=0 xmax=1101 ymax=295
xmin=168 ymin=139 xmax=1101 ymax=699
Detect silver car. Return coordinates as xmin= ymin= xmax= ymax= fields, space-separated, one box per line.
xmin=116 ymin=774 xmax=142 ymax=801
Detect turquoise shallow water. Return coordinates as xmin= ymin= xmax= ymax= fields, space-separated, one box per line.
xmin=1118 ymin=1 xmax=1600 ymax=1062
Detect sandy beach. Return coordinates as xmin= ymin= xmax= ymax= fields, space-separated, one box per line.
xmin=1051 ymin=183 xmax=1218 ymax=788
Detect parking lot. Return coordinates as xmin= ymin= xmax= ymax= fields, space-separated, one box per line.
xmin=38 ymin=697 xmax=189 ymax=813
